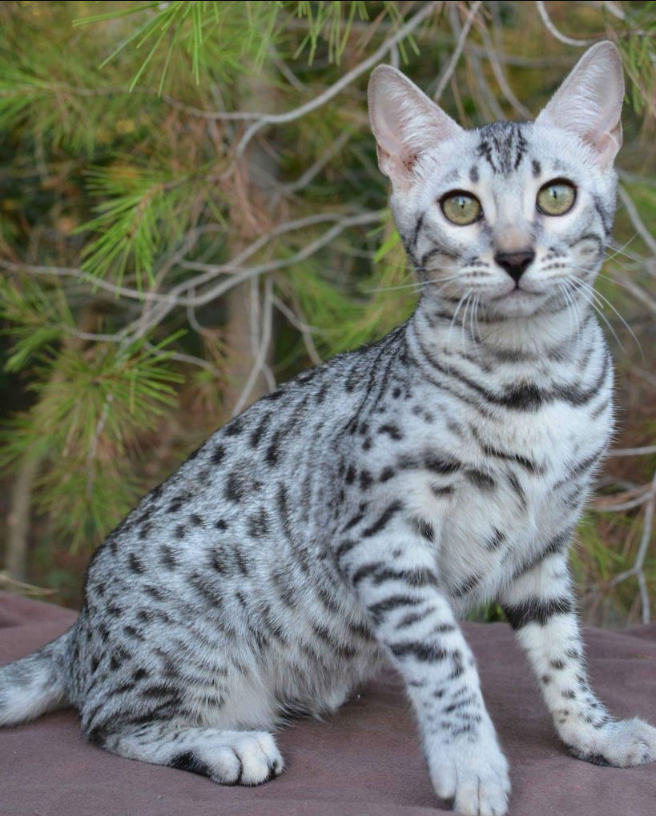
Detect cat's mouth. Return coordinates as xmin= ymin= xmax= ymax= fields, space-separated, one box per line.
xmin=489 ymin=285 xmax=540 ymax=302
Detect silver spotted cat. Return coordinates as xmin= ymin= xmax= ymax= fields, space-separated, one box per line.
xmin=2 ymin=41 xmax=654 ymax=816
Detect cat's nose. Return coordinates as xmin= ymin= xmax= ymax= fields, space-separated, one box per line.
xmin=494 ymin=249 xmax=535 ymax=283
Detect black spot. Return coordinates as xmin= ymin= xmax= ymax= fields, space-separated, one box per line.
xmin=378 ymin=423 xmax=403 ymax=441
xmin=212 ymin=445 xmax=226 ymax=465
xmin=469 ymin=165 xmax=479 ymax=183
xmin=128 ymin=553 xmax=145 ymax=575
xmin=144 ymin=584 xmax=164 ymax=601
xmin=379 ymin=467 xmax=396 ymax=482
xmin=362 ymin=501 xmax=403 ymax=538
xmin=248 ymin=508 xmax=270 ymax=538
xmin=224 ymin=472 xmax=243 ymax=503
xmin=169 ymin=752 xmax=208 ymax=776
xmin=452 ymin=573 xmax=482 ymax=598
xmin=367 ymin=594 xmax=422 ymax=623
xmin=465 ymin=468 xmax=496 ymax=491
xmin=189 ymin=514 xmax=204 ymax=527
xmin=503 ymin=597 xmax=573 ymax=630
xmin=161 ymin=545 xmax=178 ymax=570
xmin=424 ymin=452 xmax=461 ymax=475
xmin=431 ymin=484 xmax=454 ymax=497
xmin=249 ymin=414 xmax=270 ymax=448
xmin=502 ymin=383 xmax=544 ymax=411
xmin=215 ymin=519 xmax=228 ymax=531
xmin=132 ymin=668 xmax=149 ymax=682
xmin=414 ymin=518 xmax=434 ymax=542
xmin=486 ymin=527 xmax=506 ymax=550
xmin=224 ymin=420 xmax=243 ymax=437
xmin=359 ymin=470 xmax=373 ymax=491
xmin=532 ymin=158 xmax=541 ymax=177
xmin=174 ymin=524 xmax=187 ymax=540
xmin=390 ymin=641 xmax=448 ymax=662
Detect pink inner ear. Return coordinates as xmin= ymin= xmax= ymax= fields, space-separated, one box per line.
xmin=368 ymin=65 xmax=463 ymax=185
xmin=535 ymin=43 xmax=624 ymax=164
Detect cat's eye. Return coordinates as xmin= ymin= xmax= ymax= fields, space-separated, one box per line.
xmin=536 ymin=180 xmax=576 ymax=216
xmin=440 ymin=191 xmax=483 ymax=226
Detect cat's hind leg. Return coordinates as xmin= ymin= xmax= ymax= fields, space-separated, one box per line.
xmin=97 ymin=723 xmax=284 ymax=785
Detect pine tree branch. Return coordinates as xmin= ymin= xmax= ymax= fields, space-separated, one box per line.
xmin=232 ymin=1 xmax=443 ymax=161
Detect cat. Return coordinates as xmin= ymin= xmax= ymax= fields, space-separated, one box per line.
xmin=1 ymin=40 xmax=654 ymax=816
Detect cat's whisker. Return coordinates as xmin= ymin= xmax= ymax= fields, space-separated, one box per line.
xmin=572 ymin=278 xmax=643 ymax=357
xmin=368 ymin=274 xmax=462 ymax=294
xmin=568 ymin=280 xmax=626 ymax=353
xmin=604 ymin=232 xmax=642 ymax=264
xmin=460 ymin=292 xmax=473 ymax=354
xmin=446 ymin=289 xmax=471 ymax=359
xmin=558 ymin=281 xmax=582 ymax=351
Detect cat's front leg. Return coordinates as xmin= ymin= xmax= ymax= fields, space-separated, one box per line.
xmin=337 ymin=528 xmax=510 ymax=816
xmin=500 ymin=548 xmax=656 ymax=767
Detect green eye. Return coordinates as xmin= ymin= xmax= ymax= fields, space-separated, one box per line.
xmin=440 ymin=191 xmax=482 ymax=226
xmin=537 ymin=180 xmax=576 ymax=216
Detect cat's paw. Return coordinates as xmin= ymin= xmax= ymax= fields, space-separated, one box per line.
xmin=427 ymin=732 xmax=511 ymax=816
xmin=565 ymin=718 xmax=656 ymax=768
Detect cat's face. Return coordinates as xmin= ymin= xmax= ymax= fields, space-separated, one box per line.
xmin=369 ymin=42 xmax=624 ymax=320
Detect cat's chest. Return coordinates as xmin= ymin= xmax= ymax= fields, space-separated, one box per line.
xmin=409 ymin=400 xmax=611 ymax=606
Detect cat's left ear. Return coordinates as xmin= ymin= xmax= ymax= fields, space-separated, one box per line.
xmin=368 ymin=65 xmax=462 ymax=187
xmin=536 ymin=41 xmax=624 ymax=167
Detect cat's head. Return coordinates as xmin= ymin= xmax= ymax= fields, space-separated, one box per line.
xmin=368 ymin=42 xmax=624 ymax=319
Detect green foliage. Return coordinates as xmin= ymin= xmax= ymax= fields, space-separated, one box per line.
xmin=1 ymin=327 xmax=182 ymax=549
xmin=0 ymin=1 xmax=655 ymax=619
xmin=77 ymin=162 xmax=197 ymax=287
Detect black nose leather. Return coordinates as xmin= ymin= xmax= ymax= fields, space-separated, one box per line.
xmin=494 ymin=249 xmax=535 ymax=282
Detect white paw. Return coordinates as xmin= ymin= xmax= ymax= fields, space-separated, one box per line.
xmin=427 ymin=731 xmax=511 ymax=816
xmin=203 ymin=731 xmax=284 ymax=785
xmin=565 ymin=718 xmax=656 ymax=768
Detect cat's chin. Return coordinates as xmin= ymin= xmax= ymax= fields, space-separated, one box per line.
xmin=483 ymin=289 xmax=550 ymax=318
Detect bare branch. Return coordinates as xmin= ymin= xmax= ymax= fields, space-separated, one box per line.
xmin=478 ymin=23 xmax=532 ymax=118
xmin=535 ymin=1 xmax=595 ymax=46
xmin=433 ymin=1 xmax=483 ymax=102
xmin=607 ymin=469 xmax=656 ymax=624
xmin=279 ymin=130 xmax=352 ymax=198
xmin=609 ymin=445 xmax=656 ymax=458
xmin=272 ymin=294 xmax=323 ymax=366
xmin=232 ymin=276 xmax=274 ymax=417
xmin=233 ymin=2 xmax=443 ymax=160
xmin=618 ymin=185 xmax=656 ymax=261
xmin=131 ymin=209 xmax=385 ymax=340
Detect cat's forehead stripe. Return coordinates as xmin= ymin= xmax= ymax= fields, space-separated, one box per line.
xmin=476 ymin=122 xmax=530 ymax=176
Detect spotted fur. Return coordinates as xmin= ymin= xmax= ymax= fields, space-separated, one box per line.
xmin=2 ymin=42 xmax=654 ymax=816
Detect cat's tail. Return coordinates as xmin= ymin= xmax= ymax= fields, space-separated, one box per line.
xmin=0 ymin=629 xmax=73 ymax=726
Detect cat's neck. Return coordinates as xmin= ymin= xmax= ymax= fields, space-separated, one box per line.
xmin=410 ymin=294 xmax=596 ymax=368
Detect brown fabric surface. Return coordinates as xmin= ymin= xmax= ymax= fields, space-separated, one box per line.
xmin=1 ymin=592 xmax=655 ymax=816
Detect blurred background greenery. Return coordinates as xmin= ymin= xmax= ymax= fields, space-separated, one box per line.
xmin=0 ymin=0 xmax=654 ymax=626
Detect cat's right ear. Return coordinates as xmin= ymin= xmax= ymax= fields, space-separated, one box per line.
xmin=368 ymin=65 xmax=462 ymax=187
